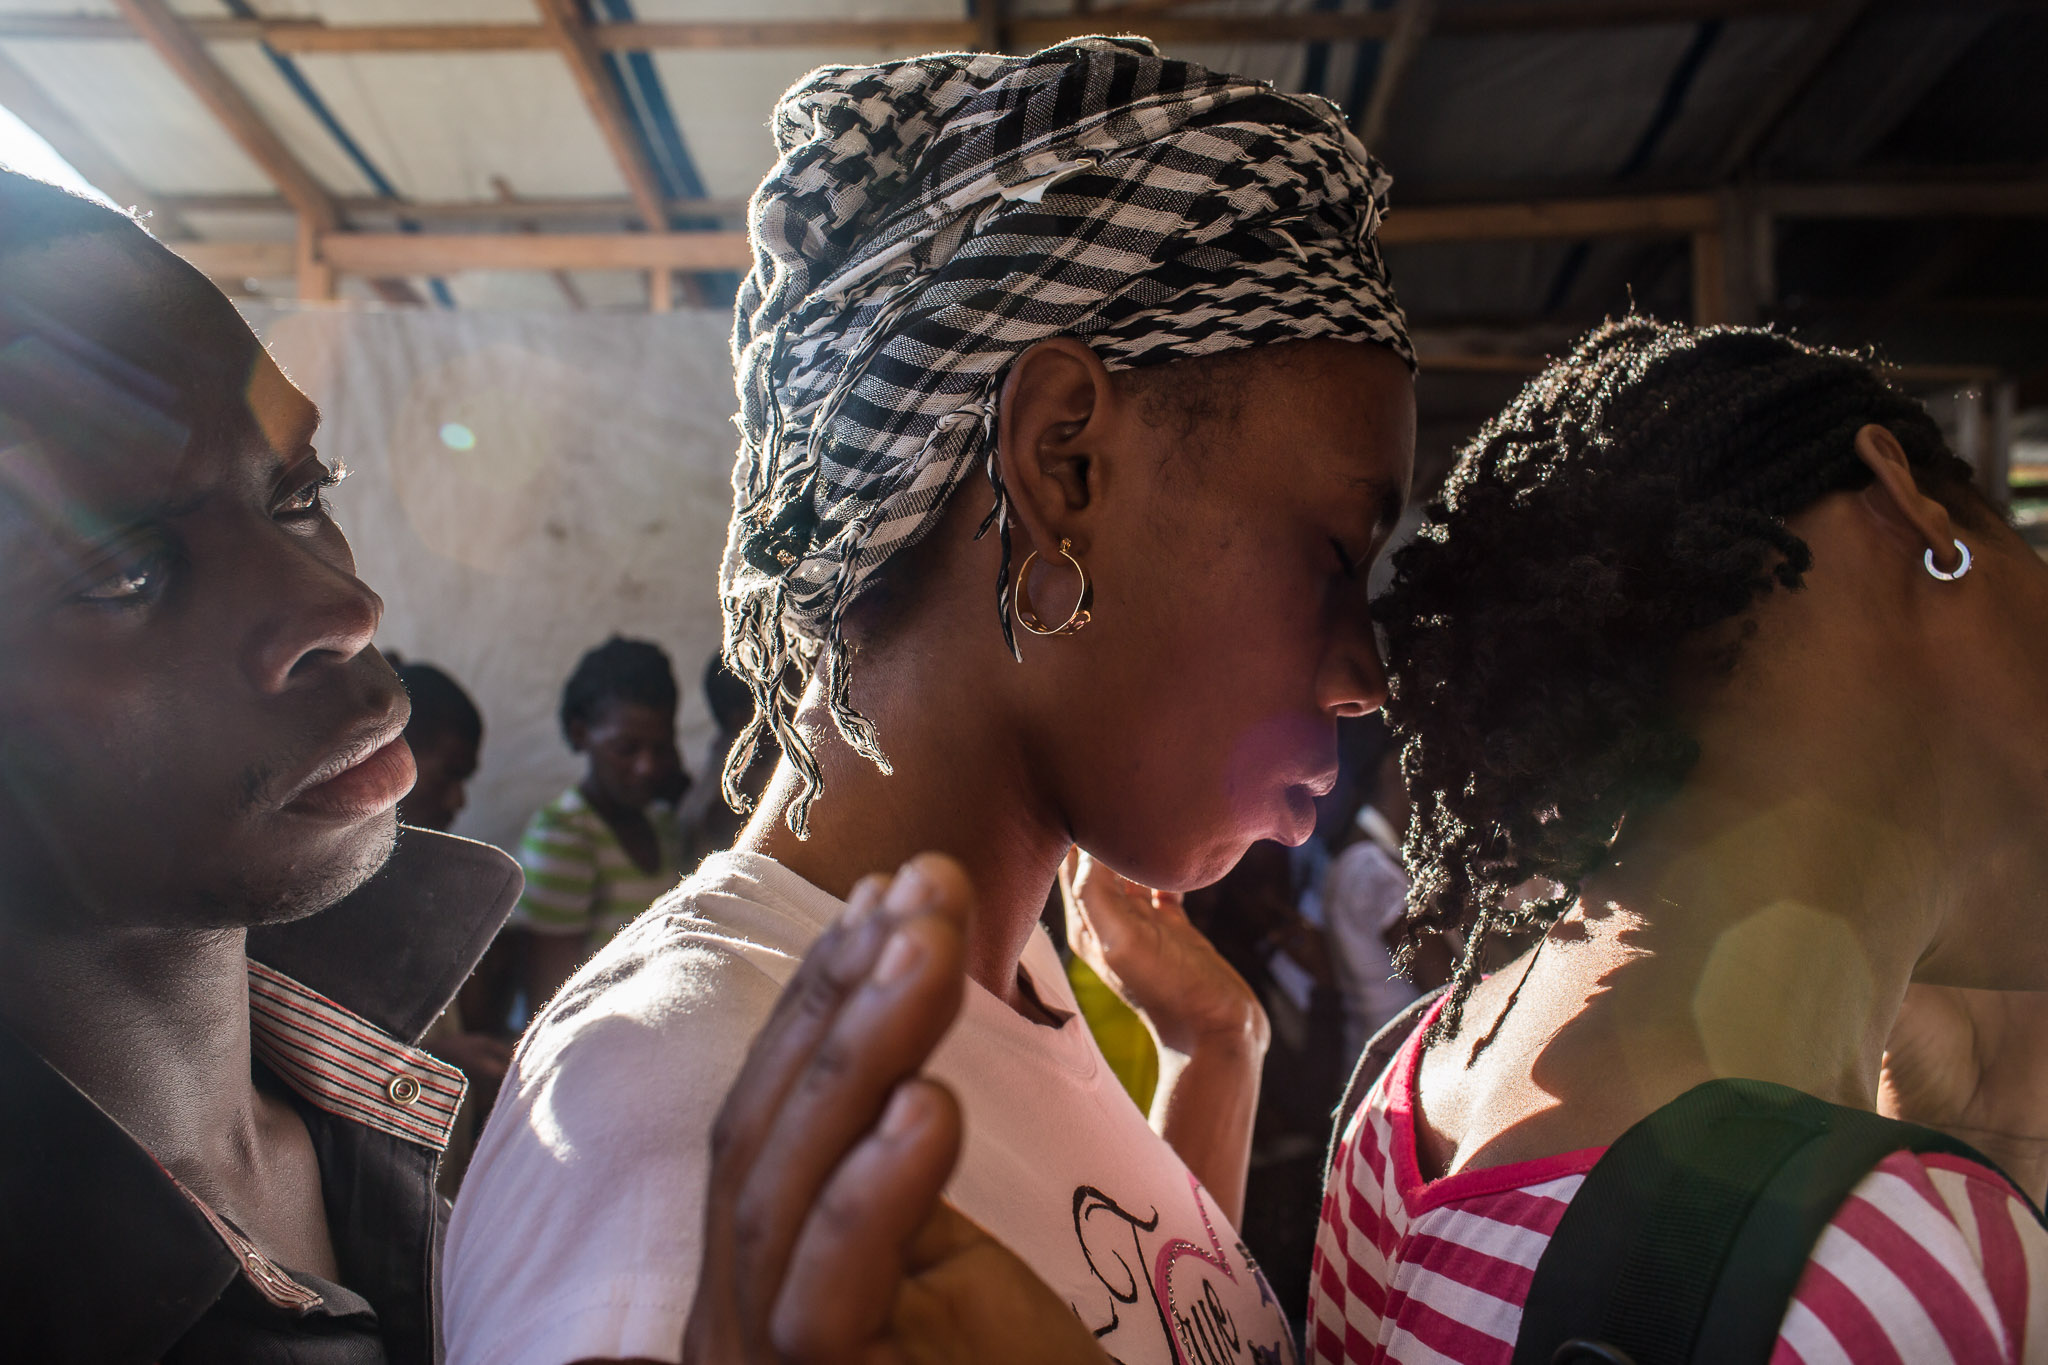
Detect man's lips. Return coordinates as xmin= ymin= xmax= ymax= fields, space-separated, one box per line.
xmin=285 ymin=720 xmax=416 ymax=821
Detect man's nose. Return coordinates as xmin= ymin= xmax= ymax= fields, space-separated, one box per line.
xmin=241 ymin=544 xmax=384 ymax=695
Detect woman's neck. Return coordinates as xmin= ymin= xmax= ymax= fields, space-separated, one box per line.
xmin=741 ymin=687 xmax=1071 ymax=1019
xmin=1428 ymin=742 xmax=1944 ymax=1178
xmin=1569 ymin=789 xmax=1931 ymax=1106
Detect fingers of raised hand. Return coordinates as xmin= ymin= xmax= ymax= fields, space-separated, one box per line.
xmin=689 ymin=856 xmax=972 ymax=1363
xmin=892 ymin=1211 xmax=1114 ymax=1365
xmin=707 ymin=873 xmax=898 ymax=1182
xmin=730 ymin=855 xmax=973 ymax=1338
xmin=770 ymin=1078 xmax=963 ymax=1363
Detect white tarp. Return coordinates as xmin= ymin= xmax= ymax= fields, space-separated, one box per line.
xmin=249 ymin=302 xmax=738 ymax=855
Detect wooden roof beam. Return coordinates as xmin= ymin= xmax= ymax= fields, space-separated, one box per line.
xmin=1712 ymin=0 xmax=1874 ymax=178
xmin=110 ymin=0 xmax=337 ymax=233
xmin=160 ymin=176 xmax=2048 ymax=286
xmin=1380 ymin=192 xmax=1719 ymax=243
xmin=493 ymin=174 xmax=587 ymax=311
xmin=159 ymin=180 xmax=2048 ymax=228
xmin=1757 ymin=179 xmax=2048 ymax=217
xmin=158 ymin=192 xmax=748 ymax=224
xmin=530 ymin=0 xmax=678 ymax=311
xmin=107 ymin=0 xmax=356 ymax=300
xmin=169 ymin=231 xmax=752 ymax=280
xmin=1 ymin=2 xmax=1943 ymax=54
xmin=1357 ymin=0 xmax=1435 ymax=147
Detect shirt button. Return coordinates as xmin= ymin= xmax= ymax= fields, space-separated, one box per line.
xmin=388 ymin=1074 xmax=422 ymax=1106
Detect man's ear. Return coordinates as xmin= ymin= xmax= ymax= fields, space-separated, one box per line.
xmin=995 ymin=337 xmax=1117 ymax=557
xmin=1854 ymin=424 xmax=1960 ymax=571
xmin=566 ymin=718 xmax=589 ymax=754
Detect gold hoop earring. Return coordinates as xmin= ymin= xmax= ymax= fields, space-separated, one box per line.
xmin=1015 ymin=538 xmax=1094 ymax=637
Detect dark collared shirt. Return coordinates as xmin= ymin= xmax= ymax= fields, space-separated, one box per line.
xmin=0 ymin=829 xmax=521 ymax=1365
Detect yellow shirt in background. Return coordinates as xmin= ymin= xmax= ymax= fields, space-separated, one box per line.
xmin=1065 ymin=955 xmax=1158 ymax=1111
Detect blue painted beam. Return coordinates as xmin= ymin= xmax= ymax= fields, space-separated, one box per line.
xmin=218 ymin=0 xmax=455 ymax=307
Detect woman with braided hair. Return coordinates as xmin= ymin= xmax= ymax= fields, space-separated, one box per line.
xmin=1304 ymin=317 xmax=2048 ymax=1363
xmin=681 ymin=317 xmax=2048 ymax=1365
xmin=445 ymin=37 xmax=1414 ymax=1365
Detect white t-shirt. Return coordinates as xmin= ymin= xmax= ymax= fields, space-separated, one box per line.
xmin=443 ymin=851 xmax=1296 ymax=1365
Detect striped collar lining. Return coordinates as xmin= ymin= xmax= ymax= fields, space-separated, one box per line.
xmin=247 ymin=959 xmax=466 ymax=1151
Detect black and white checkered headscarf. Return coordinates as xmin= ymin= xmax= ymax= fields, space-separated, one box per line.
xmin=723 ymin=36 xmax=1411 ymax=833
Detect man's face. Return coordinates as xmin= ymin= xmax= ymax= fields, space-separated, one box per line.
xmin=0 ymin=237 xmax=413 ymax=932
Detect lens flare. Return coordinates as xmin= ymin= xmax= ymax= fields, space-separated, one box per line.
xmin=439 ymin=421 xmax=476 ymax=452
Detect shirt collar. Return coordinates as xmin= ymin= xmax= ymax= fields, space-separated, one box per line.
xmin=247 ymin=825 xmax=523 ymax=1045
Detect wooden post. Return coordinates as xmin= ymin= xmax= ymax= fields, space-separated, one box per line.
xmin=1691 ymin=230 xmax=1728 ymax=325
xmin=649 ymin=269 xmax=675 ymax=313
xmin=1711 ymin=188 xmax=1764 ymax=325
xmin=976 ymin=0 xmax=1008 ymax=54
xmin=295 ymin=216 xmax=335 ymax=301
xmin=1987 ymin=380 xmax=2016 ymax=508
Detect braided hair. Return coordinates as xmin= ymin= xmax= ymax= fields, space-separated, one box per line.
xmin=1375 ymin=317 xmax=1984 ymax=1039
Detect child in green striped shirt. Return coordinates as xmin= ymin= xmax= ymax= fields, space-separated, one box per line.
xmin=509 ymin=638 xmax=689 ymax=1011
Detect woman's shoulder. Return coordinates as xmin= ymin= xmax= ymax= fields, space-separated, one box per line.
xmin=1780 ymin=1148 xmax=2047 ymax=1363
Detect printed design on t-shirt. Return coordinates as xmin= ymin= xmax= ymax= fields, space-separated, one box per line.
xmin=1071 ymin=1174 xmax=1298 ymax=1365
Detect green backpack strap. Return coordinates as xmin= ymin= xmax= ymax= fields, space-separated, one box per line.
xmin=1510 ymin=1077 xmax=2025 ymax=1365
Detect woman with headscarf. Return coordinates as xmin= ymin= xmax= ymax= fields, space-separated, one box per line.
xmin=443 ymin=37 xmax=1415 ymax=1365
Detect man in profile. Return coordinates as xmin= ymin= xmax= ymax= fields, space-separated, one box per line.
xmin=0 ymin=169 xmax=519 ymax=1362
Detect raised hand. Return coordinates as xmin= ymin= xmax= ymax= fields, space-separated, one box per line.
xmin=1880 ymin=984 xmax=2048 ymax=1206
xmin=1061 ymin=849 xmax=1267 ymax=1222
xmin=682 ymin=853 xmax=1110 ymax=1364
xmin=1061 ymin=849 xmax=1268 ymax=1057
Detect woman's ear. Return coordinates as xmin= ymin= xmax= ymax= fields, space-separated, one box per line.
xmin=995 ymin=337 xmax=1117 ymax=556
xmin=1854 ymin=423 xmax=1960 ymax=571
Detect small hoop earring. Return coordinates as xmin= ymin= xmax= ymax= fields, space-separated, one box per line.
xmin=1924 ymin=538 xmax=1972 ymax=582
xmin=1015 ymin=538 xmax=1094 ymax=637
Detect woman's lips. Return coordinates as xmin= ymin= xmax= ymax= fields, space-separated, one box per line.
xmin=1280 ymin=782 xmax=1321 ymax=845
xmin=286 ymin=735 xmax=416 ymax=821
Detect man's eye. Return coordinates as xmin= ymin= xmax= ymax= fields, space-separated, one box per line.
xmin=278 ymin=465 xmax=345 ymax=517
xmin=77 ymin=551 xmax=165 ymax=605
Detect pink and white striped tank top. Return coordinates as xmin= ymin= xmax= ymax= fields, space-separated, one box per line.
xmin=1309 ymin=999 xmax=2048 ymax=1364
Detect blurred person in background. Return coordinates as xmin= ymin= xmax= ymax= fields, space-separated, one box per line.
xmin=0 ymin=168 xmax=519 ymax=1362
xmin=1316 ymin=720 xmax=1429 ymax=1060
xmin=390 ymin=654 xmax=481 ymax=836
xmin=504 ymin=635 xmax=690 ymax=1014
xmin=390 ymin=654 xmax=513 ymax=1195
